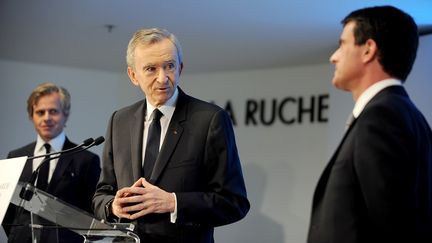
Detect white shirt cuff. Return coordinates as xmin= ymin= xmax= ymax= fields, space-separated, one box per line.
xmin=170 ymin=193 xmax=177 ymax=223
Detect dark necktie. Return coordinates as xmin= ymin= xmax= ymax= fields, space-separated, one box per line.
xmin=143 ymin=109 xmax=163 ymax=179
xmin=37 ymin=143 xmax=51 ymax=190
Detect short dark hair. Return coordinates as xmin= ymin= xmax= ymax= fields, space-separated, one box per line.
xmin=342 ymin=5 xmax=418 ymax=82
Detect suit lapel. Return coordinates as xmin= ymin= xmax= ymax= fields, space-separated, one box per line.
xmin=312 ymin=118 xmax=357 ymax=207
xmin=48 ymin=138 xmax=74 ymax=192
xmin=131 ymin=101 xmax=146 ymax=181
xmin=20 ymin=143 xmax=37 ymax=182
xmin=149 ymin=90 xmax=188 ymax=184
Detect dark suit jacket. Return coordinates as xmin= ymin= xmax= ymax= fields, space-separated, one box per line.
xmin=93 ymin=88 xmax=250 ymax=243
xmin=3 ymin=138 xmax=101 ymax=243
xmin=308 ymin=86 xmax=432 ymax=243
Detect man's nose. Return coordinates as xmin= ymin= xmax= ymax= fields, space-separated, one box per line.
xmin=329 ymin=49 xmax=338 ymax=64
xmin=156 ymin=68 xmax=168 ymax=83
xmin=43 ymin=112 xmax=52 ymax=120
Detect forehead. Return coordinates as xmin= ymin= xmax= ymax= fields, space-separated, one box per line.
xmin=34 ymin=93 xmax=61 ymax=109
xmin=134 ymin=38 xmax=179 ymax=63
xmin=341 ymin=21 xmax=356 ymax=40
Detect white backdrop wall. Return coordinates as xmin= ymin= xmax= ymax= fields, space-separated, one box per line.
xmin=0 ymin=35 xmax=431 ymax=243
xmin=0 ymin=60 xmax=140 ymax=157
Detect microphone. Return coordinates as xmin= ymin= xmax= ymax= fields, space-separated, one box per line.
xmin=26 ymin=138 xmax=94 ymax=160
xmin=93 ymin=136 xmax=105 ymax=146
xmin=48 ymin=136 xmax=104 ymax=160
xmin=19 ymin=136 xmax=105 ymax=201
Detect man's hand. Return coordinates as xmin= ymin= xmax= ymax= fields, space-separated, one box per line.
xmin=111 ymin=178 xmax=176 ymax=220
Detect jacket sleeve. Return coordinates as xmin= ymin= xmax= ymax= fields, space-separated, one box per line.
xmin=92 ymin=112 xmax=117 ymax=221
xmin=175 ymin=109 xmax=250 ymax=227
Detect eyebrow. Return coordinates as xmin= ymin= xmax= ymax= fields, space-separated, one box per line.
xmin=34 ymin=108 xmax=59 ymax=111
xmin=143 ymin=59 xmax=177 ymax=67
xmin=163 ymin=59 xmax=177 ymax=64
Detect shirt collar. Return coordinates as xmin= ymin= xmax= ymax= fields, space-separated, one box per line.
xmin=36 ymin=131 xmax=66 ymax=153
xmin=146 ymin=87 xmax=178 ymax=121
xmin=352 ymin=78 xmax=402 ymax=118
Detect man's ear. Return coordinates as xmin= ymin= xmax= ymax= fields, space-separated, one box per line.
xmin=127 ymin=66 xmax=139 ymax=86
xmin=179 ymin=62 xmax=184 ymax=75
xmin=363 ymin=39 xmax=378 ymax=63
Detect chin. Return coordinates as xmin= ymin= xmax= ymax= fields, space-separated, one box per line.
xmin=331 ymin=78 xmax=339 ymax=87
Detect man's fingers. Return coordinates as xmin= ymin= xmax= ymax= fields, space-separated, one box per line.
xmin=131 ymin=178 xmax=144 ymax=187
xmin=117 ymin=186 xmax=146 ymax=197
xmin=140 ymin=178 xmax=152 ymax=188
xmin=117 ymin=194 xmax=145 ymax=205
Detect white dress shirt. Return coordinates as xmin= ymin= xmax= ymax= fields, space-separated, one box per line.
xmin=142 ymin=88 xmax=178 ymax=162
xmin=352 ymin=78 xmax=402 ymax=119
xmin=33 ymin=131 xmax=66 ymax=183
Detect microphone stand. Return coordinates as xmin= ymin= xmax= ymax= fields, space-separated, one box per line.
xmin=26 ymin=138 xmax=94 ymax=160
xmin=19 ymin=136 xmax=104 ymax=201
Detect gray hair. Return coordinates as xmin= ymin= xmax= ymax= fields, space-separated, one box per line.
xmin=126 ymin=28 xmax=183 ymax=69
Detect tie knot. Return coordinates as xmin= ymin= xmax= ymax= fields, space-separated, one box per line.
xmin=43 ymin=143 xmax=51 ymax=153
xmin=152 ymin=109 xmax=163 ymax=121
